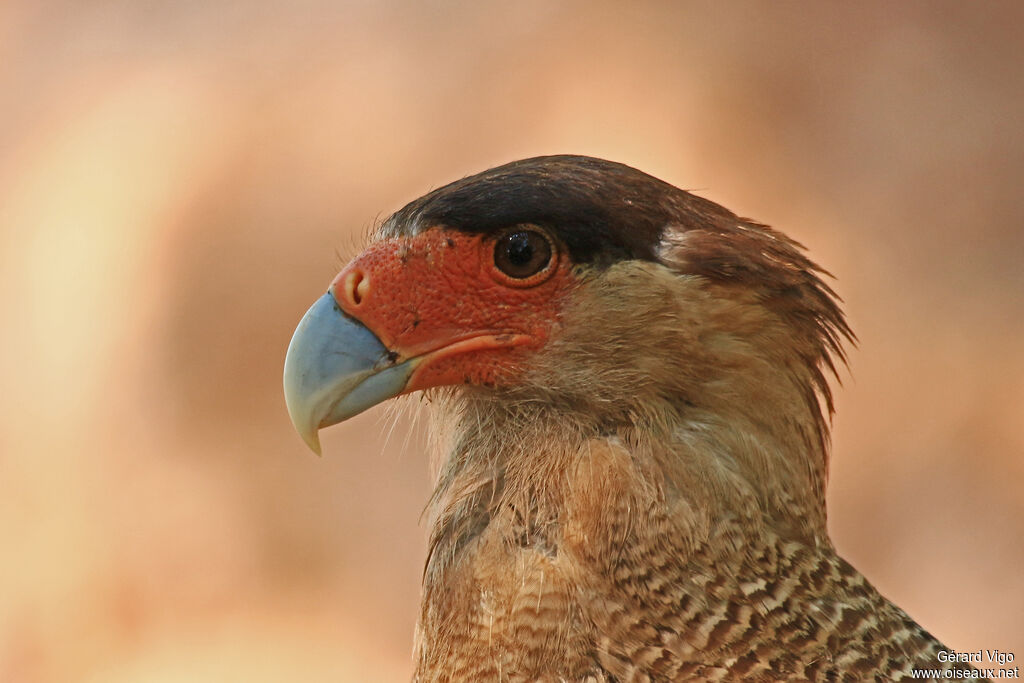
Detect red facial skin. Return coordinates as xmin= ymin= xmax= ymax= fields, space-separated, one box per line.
xmin=329 ymin=228 xmax=578 ymax=393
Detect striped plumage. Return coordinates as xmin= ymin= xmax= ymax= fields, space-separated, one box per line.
xmin=420 ymin=437 xmax=967 ymax=680
xmin=284 ymin=156 xmax=981 ymax=681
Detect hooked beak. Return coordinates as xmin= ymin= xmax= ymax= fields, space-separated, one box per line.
xmin=283 ymin=293 xmax=419 ymax=454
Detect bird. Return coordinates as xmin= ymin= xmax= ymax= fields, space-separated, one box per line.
xmin=283 ymin=155 xmax=981 ymax=681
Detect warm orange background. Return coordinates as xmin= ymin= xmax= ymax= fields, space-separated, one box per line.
xmin=2 ymin=2 xmax=1021 ymax=681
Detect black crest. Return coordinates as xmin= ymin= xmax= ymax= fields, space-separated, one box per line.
xmin=382 ymin=155 xmax=700 ymax=265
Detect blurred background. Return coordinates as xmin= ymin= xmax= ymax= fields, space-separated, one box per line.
xmin=1 ymin=1 xmax=1022 ymax=681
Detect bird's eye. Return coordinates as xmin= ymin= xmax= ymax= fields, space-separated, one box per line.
xmin=493 ymin=229 xmax=553 ymax=280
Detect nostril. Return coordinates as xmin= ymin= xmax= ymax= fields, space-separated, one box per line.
xmin=344 ymin=269 xmax=368 ymax=306
xmin=356 ymin=272 xmax=369 ymax=304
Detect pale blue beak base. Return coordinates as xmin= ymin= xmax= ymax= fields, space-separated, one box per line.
xmin=283 ymin=293 xmax=418 ymax=454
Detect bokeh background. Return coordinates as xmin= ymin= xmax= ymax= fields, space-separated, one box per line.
xmin=2 ymin=2 xmax=1022 ymax=681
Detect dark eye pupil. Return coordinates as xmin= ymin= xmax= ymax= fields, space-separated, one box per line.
xmin=494 ymin=229 xmax=552 ymax=279
xmin=506 ymin=233 xmax=533 ymax=266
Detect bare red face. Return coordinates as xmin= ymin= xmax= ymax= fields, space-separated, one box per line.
xmin=329 ymin=227 xmax=578 ymax=394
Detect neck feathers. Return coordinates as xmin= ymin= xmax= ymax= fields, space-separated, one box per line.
xmin=422 ymin=212 xmax=852 ymax=580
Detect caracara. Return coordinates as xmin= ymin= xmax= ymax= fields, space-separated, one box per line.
xmin=284 ymin=156 xmax=977 ymax=681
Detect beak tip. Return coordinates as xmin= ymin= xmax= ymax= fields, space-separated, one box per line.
xmin=283 ymin=380 xmax=322 ymax=456
xmin=284 ymin=402 xmax=323 ymax=456
xmin=302 ymin=431 xmax=323 ymax=456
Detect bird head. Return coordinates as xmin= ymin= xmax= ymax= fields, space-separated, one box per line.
xmin=284 ymin=156 xmax=851 ymax=530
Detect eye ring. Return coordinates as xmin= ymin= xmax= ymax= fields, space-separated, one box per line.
xmin=491 ymin=227 xmax=556 ymax=285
